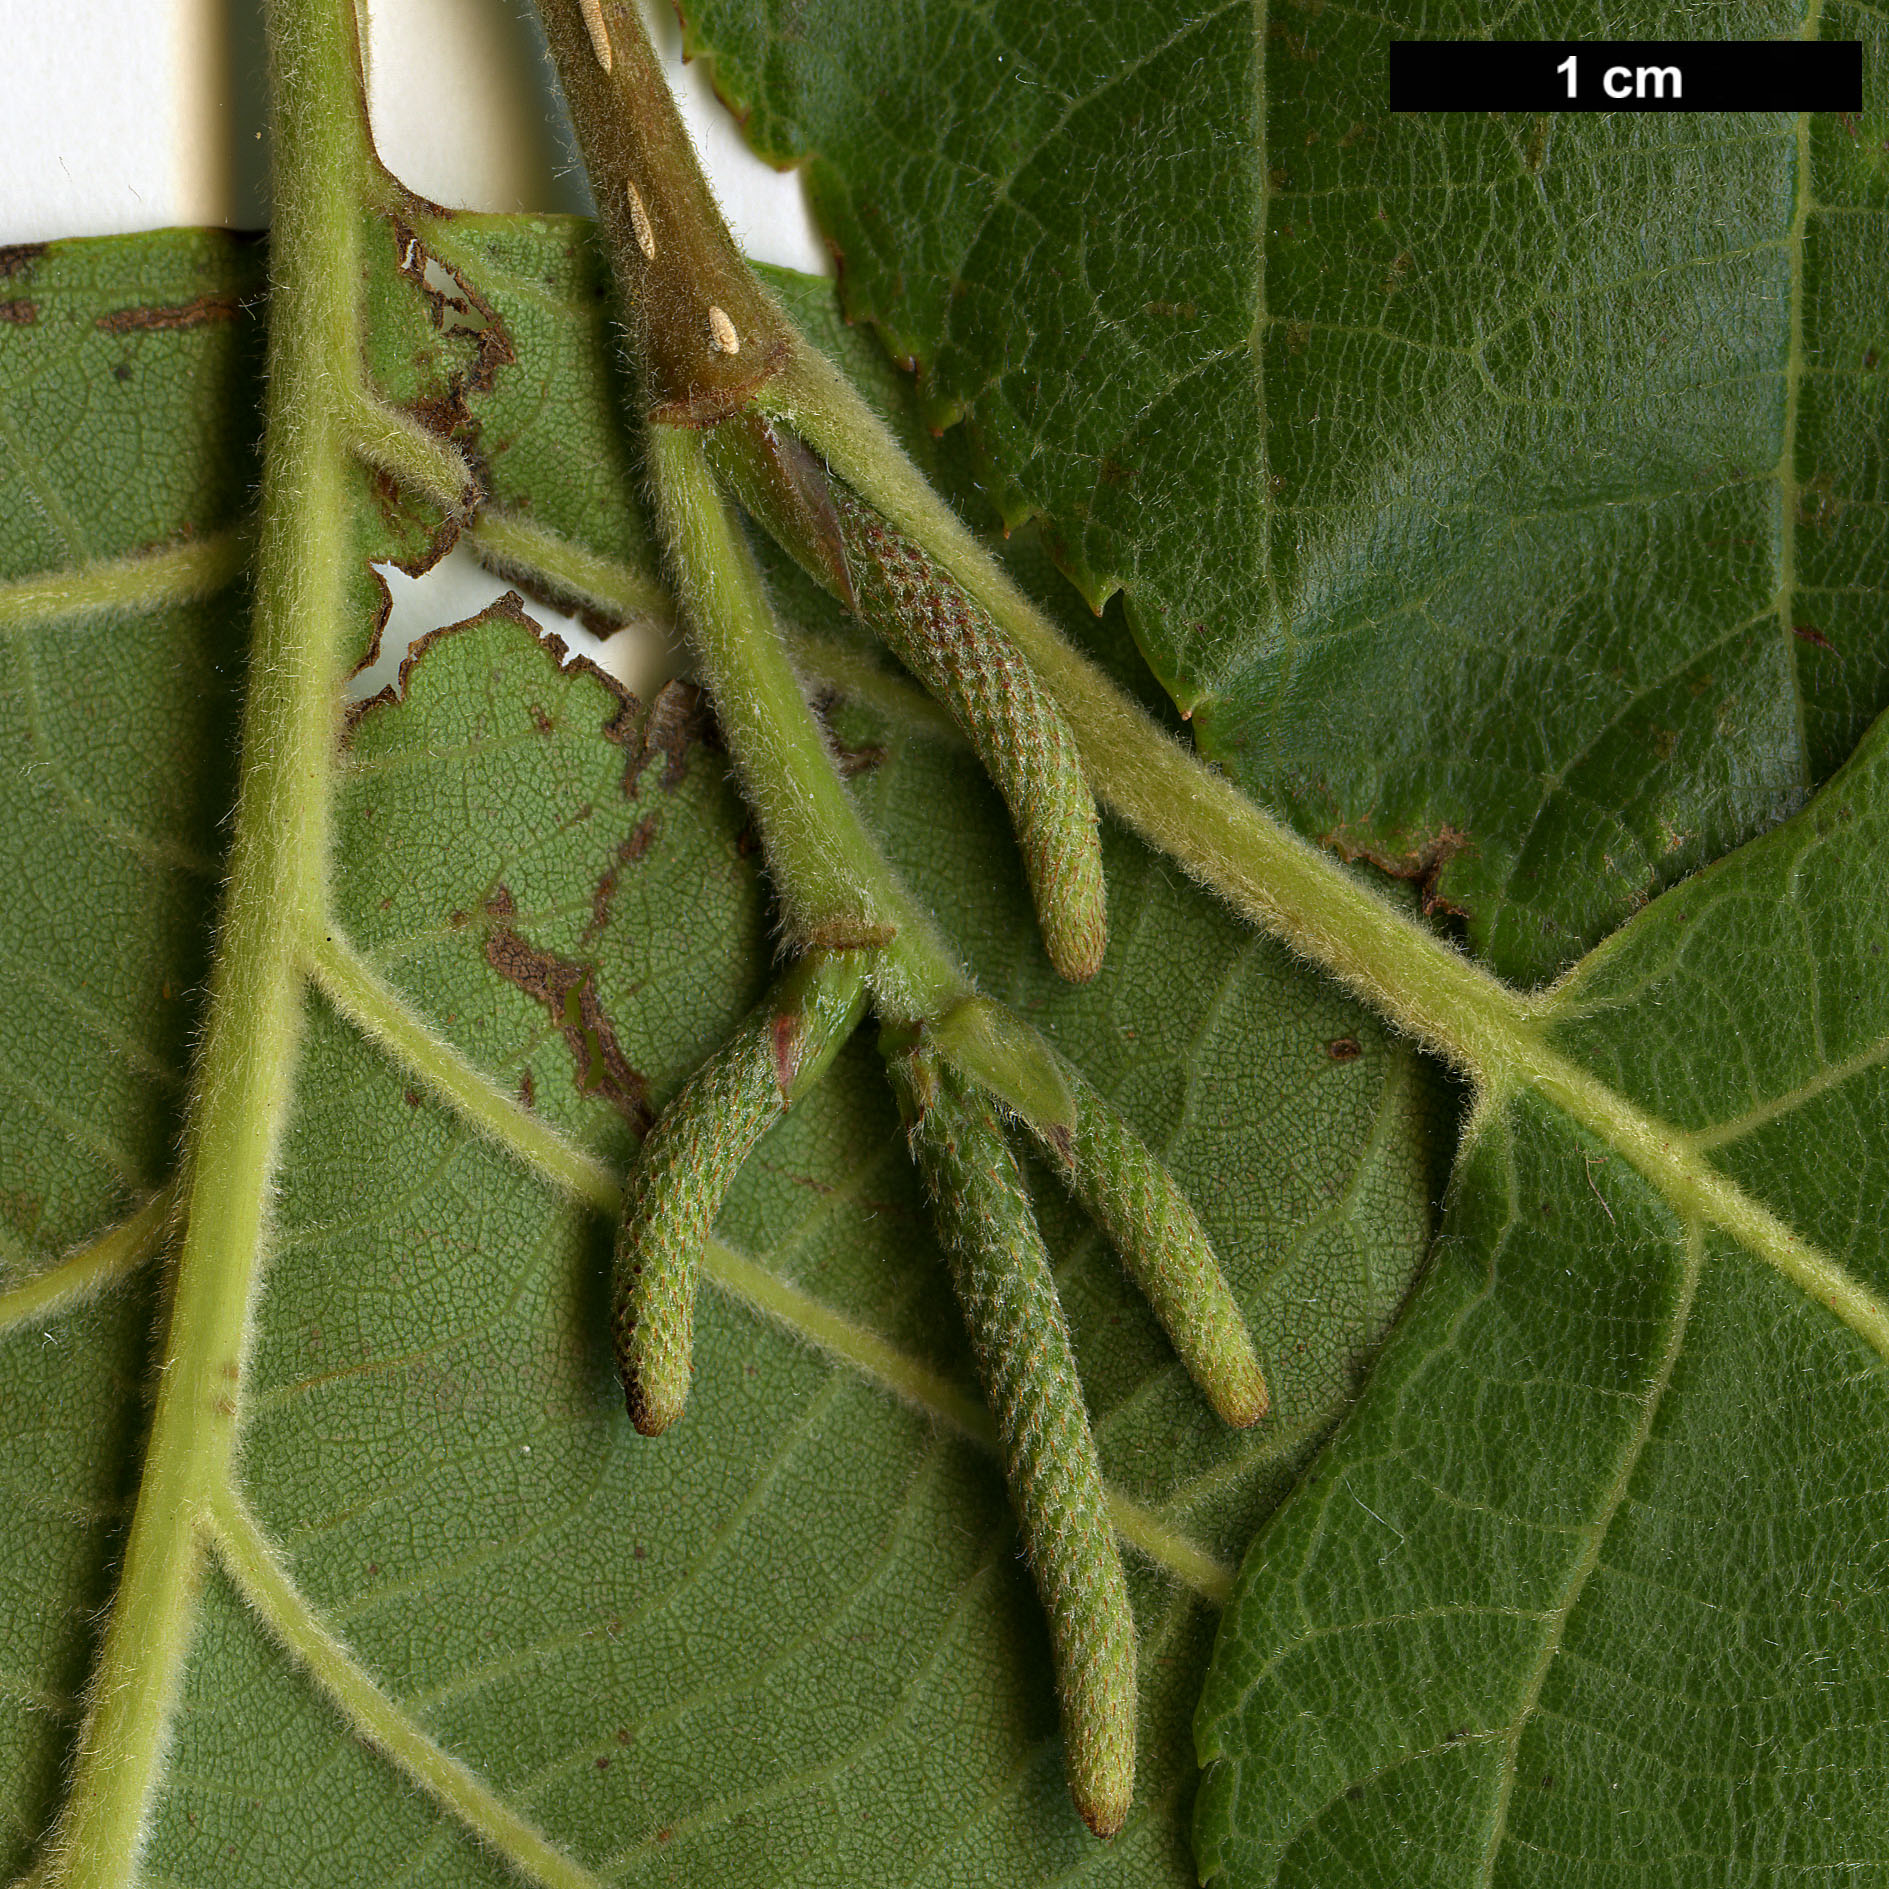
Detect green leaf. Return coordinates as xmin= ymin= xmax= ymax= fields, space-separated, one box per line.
xmin=664 ymin=2 xmax=1889 ymax=1877
xmin=0 ymin=224 xmax=1434 ymax=1883
xmin=1194 ymin=714 xmax=1889 ymax=1881
xmin=0 ymin=229 xmax=256 ymax=1872
xmin=679 ymin=0 xmax=1889 ymax=984
xmin=12 ymin=6 xmax=1889 ymax=1880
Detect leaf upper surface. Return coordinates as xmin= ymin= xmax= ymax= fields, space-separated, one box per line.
xmin=681 ymin=0 xmax=1889 ymax=983
xmin=1193 ymin=700 xmax=1889 ymax=1885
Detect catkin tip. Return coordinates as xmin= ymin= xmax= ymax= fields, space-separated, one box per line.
xmin=1032 ymin=821 xmax=1108 ymax=982
xmin=1073 ymin=1772 xmax=1133 ymax=1839
xmin=1044 ymin=905 xmax=1108 ymax=984
xmin=625 ymin=1373 xmax=688 ymax=1436
xmin=1213 ymin=1362 xmax=1271 ymax=1429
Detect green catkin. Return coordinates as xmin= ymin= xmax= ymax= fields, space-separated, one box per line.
xmin=829 ymin=481 xmax=1109 ymax=985
xmin=928 ymin=996 xmax=1266 ymax=1426
xmin=613 ymin=1008 xmax=779 ymax=1435
xmin=893 ymin=1053 xmax=1137 ymax=1838
xmin=613 ymin=954 xmax=866 ymax=1433
xmin=701 ymin=413 xmax=1106 ymax=982
xmin=1044 ymin=1064 xmax=1269 ymax=1429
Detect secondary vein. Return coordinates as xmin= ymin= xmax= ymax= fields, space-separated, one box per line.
xmin=0 ymin=530 xmax=247 ymax=634
xmin=0 ymin=1186 xmax=174 ymax=1339
xmin=1472 ymin=1222 xmax=1704 ymax=1888
xmin=205 ymin=1487 xmax=604 ymax=1889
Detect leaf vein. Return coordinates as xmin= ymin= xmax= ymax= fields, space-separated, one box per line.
xmin=1470 ymin=1221 xmax=1704 ymax=1888
xmin=206 ymin=1487 xmax=606 ymax=1889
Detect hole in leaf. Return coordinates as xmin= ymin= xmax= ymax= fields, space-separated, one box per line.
xmin=420 ymin=256 xmax=487 ymax=335
xmin=354 ymin=542 xmax=684 ymax=703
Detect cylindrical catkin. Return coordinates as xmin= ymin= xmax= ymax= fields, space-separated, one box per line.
xmin=894 ymin=1054 xmax=1137 ymax=1837
xmin=701 ymin=414 xmax=1106 ymax=982
xmin=1044 ymin=1062 xmax=1268 ymax=1428
xmin=614 ymin=953 xmax=867 ymax=1433
xmin=612 ymin=1009 xmax=781 ymax=1435
xmin=829 ymin=484 xmax=1109 ymax=985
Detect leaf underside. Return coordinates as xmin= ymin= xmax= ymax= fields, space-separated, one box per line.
xmin=671 ymin=0 xmax=1889 ymax=1879
xmin=1198 ymin=718 xmax=1889 ymax=1873
xmin=0 ymin=224 xmax=1434 ymax=1885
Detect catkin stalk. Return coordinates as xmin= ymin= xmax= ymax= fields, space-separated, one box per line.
xmin=894 ymin=1054 xmax=1137 ymax=1837
xmin=614 ymin=954 xmax=866 ymax=1433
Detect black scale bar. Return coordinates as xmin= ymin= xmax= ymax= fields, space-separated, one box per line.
xmin=1388 ymin=40 xmax=1862 ymax=112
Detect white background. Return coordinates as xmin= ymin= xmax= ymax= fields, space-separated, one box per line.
xmin=0 ymin=0 xmax=829 ymax=693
